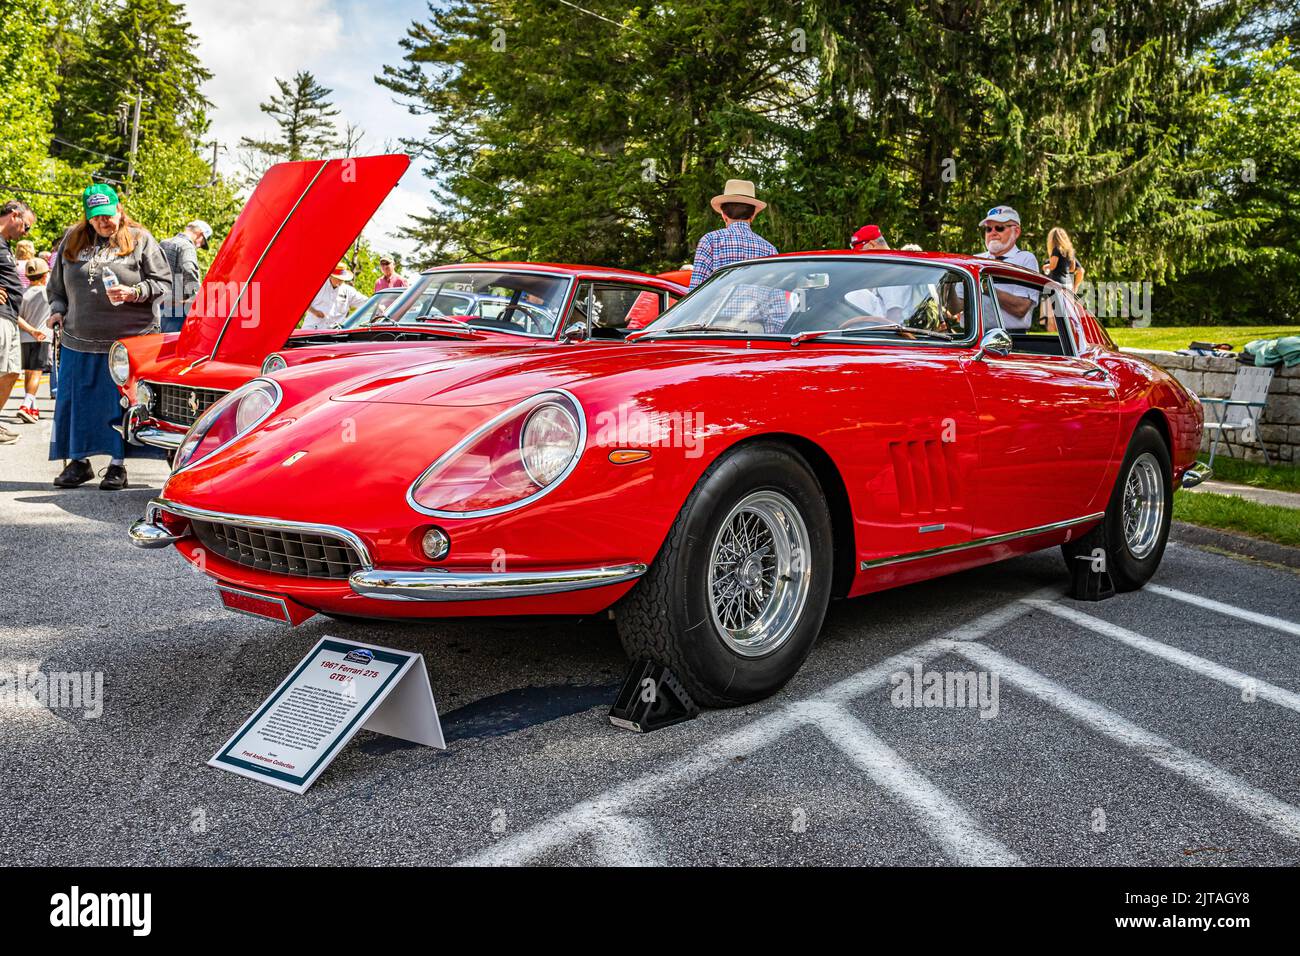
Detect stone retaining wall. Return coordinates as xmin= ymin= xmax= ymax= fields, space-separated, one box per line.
xmin=1123 ymin=348 xmax=1300 ymax=465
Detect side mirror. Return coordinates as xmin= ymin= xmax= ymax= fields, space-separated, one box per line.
xmin=560 ymin=321 xmax=589 ymax=343
xmin=975 ymin=328 xmax=1013 ymax=361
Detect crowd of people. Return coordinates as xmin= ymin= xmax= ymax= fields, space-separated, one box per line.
xmin=687 ymin=178 xmax=1086 ymax=331
xmin=1 ymin=174 xmax=1084 ymax=490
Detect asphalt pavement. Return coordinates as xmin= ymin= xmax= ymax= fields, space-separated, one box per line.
xmin=3 ymin=390 xmax=1299 ymax=866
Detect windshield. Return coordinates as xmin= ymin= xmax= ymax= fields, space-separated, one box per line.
xmin=340 ymin=288 xmax=406 ymax=328
xmin=371 ymin=269 xmax=572 ymax=337
xmin=643 ymin=258 xmax=975 ymax=342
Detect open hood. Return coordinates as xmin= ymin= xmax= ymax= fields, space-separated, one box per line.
xmin=174 ymin=153 xmax=410 ymax=366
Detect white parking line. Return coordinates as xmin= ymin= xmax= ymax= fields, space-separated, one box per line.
xmin=1026 ymin=599 xmax=1300 ymax=714
xmin=1147 ymin=584 xmax=1300 ymax=638
xmin=949 ymin=639 xmax=1300 ymax=844
xmin=457 ymin=597 xmax=1037 ymax=866
xmin=791 ymin=701 xmax=1021 ymax=866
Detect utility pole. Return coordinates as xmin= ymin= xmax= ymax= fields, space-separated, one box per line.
xmin=124 ymin=91 xmax=142 ymax=193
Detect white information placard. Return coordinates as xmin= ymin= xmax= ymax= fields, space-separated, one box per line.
xmin=209 ymin=637 xmax=444 ymax=794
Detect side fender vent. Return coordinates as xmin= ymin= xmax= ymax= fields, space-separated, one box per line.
xmin=889 ymin=439 xmax=961 ymax=517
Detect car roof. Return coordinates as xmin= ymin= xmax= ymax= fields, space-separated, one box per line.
xmin=749 ymin=248 xmax=1045 ymax=282
xmin=419 ymin=261 xmax=686 ymax=288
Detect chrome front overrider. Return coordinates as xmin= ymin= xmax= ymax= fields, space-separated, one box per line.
xmin=115 ymin=404 xmax=186 ymax=450
xmin=349 ymin=564 xmax=647 ymax=602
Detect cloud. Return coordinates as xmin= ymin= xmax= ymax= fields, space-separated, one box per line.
xmin=181 ymin=0 xmax=433 ymax=259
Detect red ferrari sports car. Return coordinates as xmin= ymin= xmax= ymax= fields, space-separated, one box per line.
xmin=129 ymin=251 xmax=1208 ymax=706
xmin=110 ymin=154 xmax=685 ymax=453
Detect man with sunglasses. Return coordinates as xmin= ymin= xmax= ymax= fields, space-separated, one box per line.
xmin=0 ymin=200 xmax=36 ymax=444
xmin=977 ymin=205 xmax=1039 ymax=329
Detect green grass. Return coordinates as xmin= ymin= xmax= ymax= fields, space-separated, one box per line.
xmin=1201 ymin=457 xmax=1300 ymax=493
xmin=1174 ymin=490 xmax=1300 ymax=548
xmin=1110 ymin=325 xmax=1300 ymax=352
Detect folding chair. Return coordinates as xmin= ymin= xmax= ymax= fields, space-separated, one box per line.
xmin=1201 ymin=365 xmax=1274 ymax=468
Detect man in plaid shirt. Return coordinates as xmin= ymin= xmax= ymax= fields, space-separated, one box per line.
xmin=689 ymin=179 xmax=778 ymax=290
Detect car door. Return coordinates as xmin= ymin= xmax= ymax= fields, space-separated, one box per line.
xmin=965 ymin=274 xmax=1120 ymax=539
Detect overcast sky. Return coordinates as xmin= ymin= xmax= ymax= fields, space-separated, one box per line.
xmin=181 ymin=0 xmax=435 ymax=260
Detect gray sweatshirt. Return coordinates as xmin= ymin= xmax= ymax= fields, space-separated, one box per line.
xmin=47 ymin=226 xmax=172 ymax=353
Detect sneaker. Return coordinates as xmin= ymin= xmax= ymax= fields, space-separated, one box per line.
xmin=0 ymin=427 xmax=17 ymax=444
xmin=16 ymin=404 xmax=38 ymax=424
xmin=99 ymin=463 xmax=128 ymax=491
xmin=53 ymin=459 xmax=94 ymax=487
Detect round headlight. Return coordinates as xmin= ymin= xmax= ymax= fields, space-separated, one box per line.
xmin=261 ymin=353 xmax=287 ymax=375
xmin=135 ymin=381 xmax=154 ymax=409
xmin=173 ymin=379 xmax=282 ymax=474
xmin=235 ymin=384 xmax=277 ymax=433
xmin=108 ymin=341 xmax=130 ymax=385
xmin=520 ymin=402 xmax=580 ymax=487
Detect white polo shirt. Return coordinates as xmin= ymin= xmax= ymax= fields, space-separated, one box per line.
xmin=978 ymin=245 xmax=1041 ymax=330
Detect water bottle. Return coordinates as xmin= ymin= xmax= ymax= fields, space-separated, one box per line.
xmin=101 ymin=267 xmax=123 ymax=306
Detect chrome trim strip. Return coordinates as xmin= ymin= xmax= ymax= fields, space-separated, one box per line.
xmin=859 ymin=512 xmax=1105 ymax=571
xmin=406 ymin=388 xmax=587 ymax=520
xmin=209 ymin=160 xmax=330 ymax=360
xmin=349 ymin=563 xmax=647 ymax=602
xmin=146 ymin=497 xmax=374 ymax=568
xmin=918 ymin=523 xmax=945 ymax=534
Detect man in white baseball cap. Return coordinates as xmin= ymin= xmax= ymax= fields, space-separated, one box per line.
xmin=304 ymin=265 xmax=367 ymax=329
xmin=977 ymin=204 xmax=1040 ymax=329
xmin=157 ymin=219 xmax=216 ymax=332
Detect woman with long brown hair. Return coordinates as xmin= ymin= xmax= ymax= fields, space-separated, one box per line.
xmin=46 ymin=184 xmax=171 ymax=490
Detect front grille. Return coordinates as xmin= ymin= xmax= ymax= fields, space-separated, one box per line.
xmin=152 ymin=383 xmax=227 ymax=428
xmin=191 ymin=519 xmax=364 ymax=579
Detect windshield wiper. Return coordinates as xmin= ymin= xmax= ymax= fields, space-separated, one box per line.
xmin=630 ymin=322 xmax=740 ymax=340
xmin=792 ymin=324 xmax=953 ymax=345
xmin=415 ymin=314 xmax=472 ymax=328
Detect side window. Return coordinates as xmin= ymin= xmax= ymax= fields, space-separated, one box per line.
xmin=984 ymin=276 xmax=1074 ymax=356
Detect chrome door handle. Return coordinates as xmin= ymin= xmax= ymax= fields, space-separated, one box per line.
xmin=1083 ymin=367 xmax=1108 ymax=381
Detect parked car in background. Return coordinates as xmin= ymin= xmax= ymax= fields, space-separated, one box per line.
xmin=130 ymin=250 xmax=1206 ymax=707
xmin=110 ymin=154 xmax=687 ymax=454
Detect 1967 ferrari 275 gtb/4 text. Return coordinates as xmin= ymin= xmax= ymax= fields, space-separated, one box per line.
xmin=130 ymin=251 xmax=1207 ymax=706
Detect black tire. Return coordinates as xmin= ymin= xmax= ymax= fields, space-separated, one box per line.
xmin=1062 ymin=421 xmax=1172 ymax=592
xmin=616 ymin=442 xmax=834 ymax=707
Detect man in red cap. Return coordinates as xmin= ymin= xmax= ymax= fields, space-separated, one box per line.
xmin=850 ymin=225 xmax=888 ymax=251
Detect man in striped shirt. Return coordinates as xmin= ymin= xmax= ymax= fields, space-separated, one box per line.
xmin=688 ymin=179 xmax=778 ymax=290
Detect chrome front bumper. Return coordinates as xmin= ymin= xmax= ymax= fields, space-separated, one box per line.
xmin=1181 ymin=463 xmax=1213 ymax=489
xmin=348 ymin=565 xmax=647 ymax=602
xmin=130 ymin=498 xmax=646 ymax=601
xmin=114 ymin=404 xmax=186 ymax=450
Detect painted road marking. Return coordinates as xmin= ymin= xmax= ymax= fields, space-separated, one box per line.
xmin=1148 ymin=584 xmax=1300 ymax=638
xmin=791 ymin=701 xmax=1021 ymax=865
xmin=950 ymin=639 xmax=1300 ymax=844
xmin=457 ymin=596 xmax=1037 ymax=866
xmin=1027 ymin=598 xmax=1300 ymax=714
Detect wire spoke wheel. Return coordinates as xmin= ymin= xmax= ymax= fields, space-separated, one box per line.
xmin=1121 ymin=451 xmax=1164 ymax=560
xmin=707 ymin=490 xmax=812 ymax=658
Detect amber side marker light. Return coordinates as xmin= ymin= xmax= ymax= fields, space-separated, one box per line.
xmin=609 ymin=449 xmax=652 ymax=464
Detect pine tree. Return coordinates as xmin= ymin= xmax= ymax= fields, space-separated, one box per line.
xmin=238 ymin=71 xmax=342 ymax=178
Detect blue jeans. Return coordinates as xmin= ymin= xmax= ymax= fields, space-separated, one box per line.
xmin=160 ymin=313 xmax=184 ymax=333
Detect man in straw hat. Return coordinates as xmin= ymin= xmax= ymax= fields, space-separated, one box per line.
xmin=688 ymin=178 xmax=778 ymax=290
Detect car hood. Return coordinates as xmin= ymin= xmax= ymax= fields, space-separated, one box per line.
xmin=174 ymin=153 xmax=410 ymax=367
xmin=325 ymin=341 xmax=745 ymax=407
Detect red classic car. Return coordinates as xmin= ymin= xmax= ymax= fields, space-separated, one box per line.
xmin=129 ymin=251 xmax=1208 ymax=706
xmin=110 ymin=154 xmax=685 ymax=453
